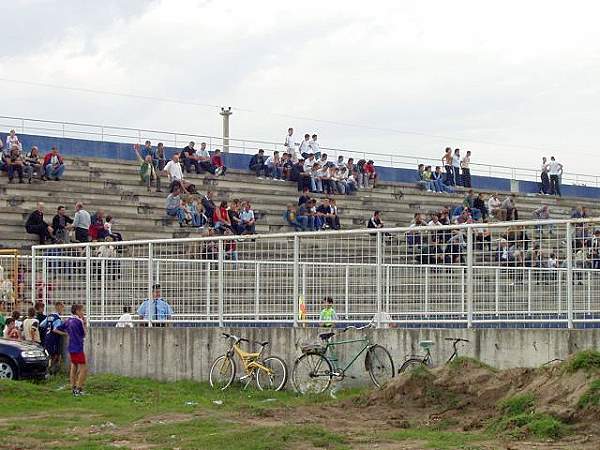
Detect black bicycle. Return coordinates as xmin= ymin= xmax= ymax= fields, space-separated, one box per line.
xmin=398 ymin=337 xmax=470 ymax=373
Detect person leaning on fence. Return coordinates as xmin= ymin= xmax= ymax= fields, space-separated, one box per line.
xmin=319 ymin=297 xmax=337 ymax=328
xmin=137 ymin=284 xmax=174 ymax=327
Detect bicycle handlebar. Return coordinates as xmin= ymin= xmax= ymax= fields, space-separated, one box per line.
xmin=342 ymin=321 xmax=375 ymax=333
xmin=444 ymin=337 xmax=470 ymax=343
xmin=222 ymin=333 xmax=249 ymax=345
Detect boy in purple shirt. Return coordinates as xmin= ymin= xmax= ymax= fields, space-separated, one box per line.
xmin=59 ymin=304 xmax=87 ymax=397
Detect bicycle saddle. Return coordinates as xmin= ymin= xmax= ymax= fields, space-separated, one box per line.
xmin=419 ymin=340 xmax=435 ymax=349
xmin=319 ymin=332 xmax=335 ymax=341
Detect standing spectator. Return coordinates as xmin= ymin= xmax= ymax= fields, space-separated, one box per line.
xmin=22 ymin=307 xmax=40 ymax=343
xmin=24 ymin=146 xmax=44 ymax=183
xmin=265 ymin=151 xmax=282 ymax=180
xmin=461 ymin=150 xmax=472 ymax=187
xmin=540 ymin=157 xmax=550 ymax=194
xmin=355 ymin=159 xmax=368 ymax=189
xmin=501 ymin=194 xmax=518 ymax=221
xmin=116 ymin=306 xmax=134 ymax=328
xmin=452 ymin=148 xmax=461 ymax=187
xmin=40 ymin=302 xmax=66 ymax=374
xmin=202 ymin=191 xmax=216 ymax=225
xmin=137 ymin=284 xmax=173 ymax=325
xmin=25 ymin=202 xmax=54 ymax=245
xmin=52 ymin=205 xmax=73 ymax=243
xmin=211 ymin=149 xmax=226 ymax=176
xmin=442 ymin=147 xmax=454 ymax=185
xmin=533 ymin=205 xmax=554 ymax=235
xmin=284 ymin=127 xmax=296 ymax=160
xmin=309 ymin=134 xmax=321 ymax=158
xmin=134 ymin=144 xmax=159 ymax=192
xmin=165 ymin=189 xmax=186 ymax=226
xmin=156 ymin=142 xmax=166 ymax=170
xmin=249 ymin=149 xmax=267 ymax=178
xmin=364 ymin=160 xmax=377 ymax=188
xmin=59 ymin=304 xmax=88 ymax=396
xmin=180 ymin=141 xmax=199 ymax=174
xmin=43 ymin=146 xmax=65 ymax=181
xmin=240 ymin=202 xmax=257 ymax=234
xmin=195 ymin=142 xmax=215 ymax=174
xmin=7 ymin=146 xmax=25 ymax=183
xmin=73 ymin=202 xmax=91 ymax=243
xmin=298 ymin=134 xmax=311 ymax=158
xmin=319 ymin=297 xmax=337 ymax=328
xmin=548 ymin=156 xmax=563 ymax=197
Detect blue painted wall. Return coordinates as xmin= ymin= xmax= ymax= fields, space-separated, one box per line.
xmin=3 ymin=132 xmax=598 ymax=200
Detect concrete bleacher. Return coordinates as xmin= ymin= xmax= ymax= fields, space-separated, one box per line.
xmin=0 ymin=155 xmax=593 ymax=250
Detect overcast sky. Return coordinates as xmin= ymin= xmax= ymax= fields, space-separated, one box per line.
xmin=3 ymin=0 xmax=600 ymax=177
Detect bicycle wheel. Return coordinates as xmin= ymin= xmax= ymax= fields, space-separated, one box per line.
xmin=398 ymin=358 xmax=428 ymax=374
xmin=209 ymin=355 xmax=236 ymax=390
xmin=255 ymin=356 xmax=288 ymax=391
xmin=366 ymin=345 xmax=395 ymax=388
xmin=292 ymin=353 xmax=333 ymax=395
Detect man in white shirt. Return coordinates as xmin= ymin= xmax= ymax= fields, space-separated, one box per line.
xmin=284 ymin=128 xmax=296 ymax=160
xmin=298 ymin=134 xmax=311 ymax=158
xmin=452 ymin=148 xmax=461 ymax=186
xmin=303 ymin=153 xmax=316 ymax=171
xmin=195 ymin=142 xmax=215 ymax=174
xmin=308 ymin=134 xmax=320 ymax=158
xmin=163 ymin=154 xmax=186 ymax=192
xmin=548 ymin=156 xmax=563 ymax=197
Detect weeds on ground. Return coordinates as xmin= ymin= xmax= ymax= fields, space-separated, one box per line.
xmin=564 ymin=350 xmax=600 ymax=373
xmin=578 ymin=379 xmax=600 ymax=409
xmin=448 ymin=357 xmax=498 ymax=373
xmin=387 ymin=428 xmax=485 ymax=450
xmin=488 ymin=393 xmax=568 ymax=440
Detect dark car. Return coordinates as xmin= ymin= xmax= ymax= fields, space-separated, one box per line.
xmin=0 ymin=338 xmax=49 ymax=380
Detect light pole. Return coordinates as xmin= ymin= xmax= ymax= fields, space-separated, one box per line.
xmin=220 ymin=107 xmax=232 ymax=153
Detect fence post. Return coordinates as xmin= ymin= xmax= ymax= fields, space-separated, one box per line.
xmin=375 ymin=231 xmax=383 ymax=328
xmin=85 ymin=246 xmax=91 ymax=323
xmin=218 ymin=240 xmax=224 ymax=327
xmin=147 ymin=243 xmax=153 ymax=327
xmin=293 ymin=235 xmax=299 ymax=327
xmin=466 ymin=227 xmax=474 ymax=328
xmin=101 ymin=259 xmax=106 ymax=320
xmin=254 ymin=262 xmax=260 ymax=320
xmin=566 ymin=222 xmax=574 ymax=329
xmin=30 ymin=247 xmax=36 ymax=308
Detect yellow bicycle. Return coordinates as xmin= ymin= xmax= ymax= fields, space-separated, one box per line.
xmin=209 ymin=333 xmax=288 ymax=391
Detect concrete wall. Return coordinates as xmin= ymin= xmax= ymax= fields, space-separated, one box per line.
xmin=87 ymin=327 xmax=600 ymax=385
xmin=7 ymin=132 xmax=600 ymax=201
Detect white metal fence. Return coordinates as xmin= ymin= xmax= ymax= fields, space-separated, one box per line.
xmin=1 ymin=114 xmax=598 ymax=186
xmin=25 ymin=218 xmax=600 ymax=328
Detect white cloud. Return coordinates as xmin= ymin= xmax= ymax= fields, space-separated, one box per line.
xmin=2 ymin=0 xmax=600 ymax=175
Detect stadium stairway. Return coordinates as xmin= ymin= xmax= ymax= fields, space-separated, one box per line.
xmin=0 ymin=155 xmax=593 ymax=250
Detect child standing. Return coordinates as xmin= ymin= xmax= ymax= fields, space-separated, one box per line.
xmin=60 ymin=304 xmax=88 ymax=397
xmin=319 ymin=297 xmax=337 ymax=328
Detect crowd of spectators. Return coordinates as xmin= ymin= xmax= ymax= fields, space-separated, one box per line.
xmin=1 ymin=130 xmax=66 ymax=183
xmin=284 ymin=188 xmax=341 ymax=231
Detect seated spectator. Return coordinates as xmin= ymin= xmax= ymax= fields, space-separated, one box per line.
xmin=318 ymin=153 xmax=329 ymax=168
xmin=298 ymin=200 xmax=315 ymax=231
xmin=210 ymin=148 xmax=226 ymax=176
xmin=309 ymin=163 xmax=323 ymax=193
xmin=406 ymin=213 xmax=427 ymax=247
xmin=228 ymin=199 xmax=243 ymax=234
xmin=213 ymin=201 xmax=232 ymax=232
xmin=104 ymin=215 xmax=123 ymax=241
xmin=3 ymin=317 xmax=20 ymax=340
xmin=284 ymin=204 xmax=307 ymax=231
xmin=6 ymin=129 xmax=22 ymax=152
xmin=473 ymin=193 xmax=488 ymax=221
xmin=165 ymin=189 xmax=186 ymax=226
xmin=331 ymin=167 xmax=346 ymax=194
xmin=224 ymin=229 xmax=238 ymax=264
xmin=416 ymin=164 xmax=431 ymax=191
xmin=6 ymin=145 xmax=25 ymax=184
xmin=336 ymin=155 xmax=345 ymax=170
xmin=281 ymin=152 xmax=293 ymax=180
xmin=25 ymin=202 xmax=53 ymax=245
xmin=180 ymin=141 xmax=199 ymax=174
xmin=52 ymin=205 xmax=73 ymax=243
xmin=43 ymin=146 xmax=65 ymax=181
xmin=487 ymin=193 xmax=503 ymax=221
xmin=265 ymin=151 xmax=282 ymax=180
xmin=249 ymin=149 xmax=267 ymax=178
xmin=431 ymin=166 xmax=453 ymax=193
xmin=446 ymin=229 xmax=467 ymax=264
xmin=501 ymin=194 xmax=518 ymax=221
xmin=298 ymin=187 xmax=311 ymax=206
xmin=303 ymin=153 xmax=316 ymax=172
xmin=462 ymin=190 xmax=481 ymax=220
xmin=532 ymin=205 xmax=554 ymax=236
xmin=89 ymin=209 xmax=108 ymax=241
xmin=163 ymin=154 xmax=195 ymax=193
xmin=571 ymin=206 xmax=584 ymax=219
xmin=240 ymin=201 xmax=257 ymax=234
xmin=134 ymin=144 xmax=159 ymax=192
xmin=368 ymin=210 xmax=384 ymax=230
xmin=307 ymin=199 xmax=323 ymax=230
xmin=291 ymin=158 xmax=311 ymax=192
xmin=346 ymin=157 xmax=355 ymax=174
xmin=190 ymin=198 xmax=207 ymax=228
xmin=344 ymin=167 xmax=358 ymax=194
xmin=317 ymin=198 xmax=340 ymax=230
xmin=24 ymin=146 xmax=44 ymax=183
xmin=196 ymin=142 xmax=216 ymax=174
xmin=73 ymin=202 xmax=91 ymax=243
xmin=322 ymin=165 xmax=336 ymax=195
xmin=202 ymin=191 xmax=216 ymax=226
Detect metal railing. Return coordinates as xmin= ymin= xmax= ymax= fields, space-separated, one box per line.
xmin=24 ymin=217 xmax=600 ymax=329
xmin=0 ymin=114 xmax=597 ymax=186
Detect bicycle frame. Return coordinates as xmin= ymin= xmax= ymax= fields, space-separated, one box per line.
xmin=324 ymin=336 xmax=372 ymax=374
xmin=228 ymin=342 xmax=272 ymax=376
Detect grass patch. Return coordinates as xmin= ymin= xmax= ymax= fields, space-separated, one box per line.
xmin=578 ymin=379 xmax=600 ymax=409
xmin=448 ymin=356 xmax=498 ymax=373
xmin=564 ymin=350 xmax=600 ymax=373
xmin=490 ymin=393 xmax=568 ymax=440
xmin=387 ymin=428 xmax=485 ymax=449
